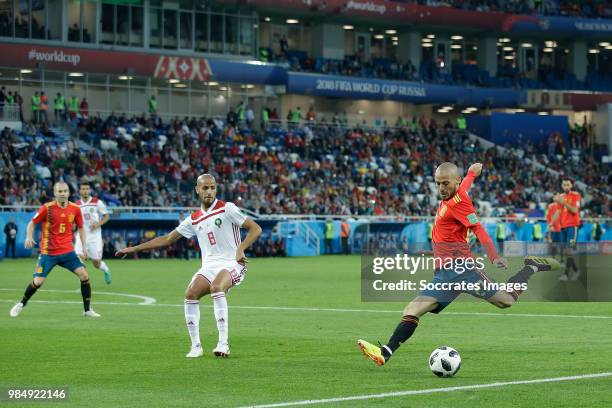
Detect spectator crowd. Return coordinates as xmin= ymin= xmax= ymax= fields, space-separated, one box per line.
xmin=1 ymin=102 xmax=609 ymax=219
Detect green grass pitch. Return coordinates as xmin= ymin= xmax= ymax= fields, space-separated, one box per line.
xmin=1 ymin=256 xmax=611 ymax=407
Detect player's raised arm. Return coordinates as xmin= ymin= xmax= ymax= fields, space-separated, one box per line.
xmin=115 ymin=230 xmax=183 ymax=258
xmin=458 ymin=163 xmax=482 ymax=193
xmin=236 ymin=218 xmax=262 ymax=264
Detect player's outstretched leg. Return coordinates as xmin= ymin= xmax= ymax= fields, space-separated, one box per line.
xmin=524 ymin=256 xmax=561 ymax=272
xmin=10 ymin=280 xmax=43 ymax=317
xmin=501 ymin=256 xmax=561 ymax=303
xmin=358 ymin=296 xmax=438 ymax=366
xmin=184 ymin=275 xmax=210 ymax=358
xmin=211 ymin=270 xmax=233 ymax=358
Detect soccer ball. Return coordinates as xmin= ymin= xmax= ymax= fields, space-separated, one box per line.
xmin=428 ymin=346 xmax=461 ymax=377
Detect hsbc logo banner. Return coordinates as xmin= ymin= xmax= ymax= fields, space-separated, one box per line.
xmin=153 ymin=56 xmax=212 ymax=81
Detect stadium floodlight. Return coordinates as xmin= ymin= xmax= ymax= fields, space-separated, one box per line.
xmin=206 ymin=81 xmax=219 ymax=86
xmin=544 ymin=40 xmax=557 ymax=47
xmin=20 ymin=69 xmax=32 ymax=74
xmin=264 ymin=17 xmax=271 ymax=22
xmin=286 ymin=19 xmax=299 ymax=24
xmin=588 ymin=49 xmax=600 ymax=54
xmin=503 ymin=46 xmax=513 ymax=51
xmin=538 ymin=111 xmax=548 ymax=115
xmin=422 ymin=43 xmax=433 ymax=48
xmin=118 ymin=75 xmax=133 ymax=80
xmin=343 ymin=25 xmax=354 ymax=30
xmin=504 ymin=55 xmax=515 ymax=60
xmin=68 ymin=72 xmax=84 ymax=77
xmin=451 ymin=35 xmax=463 ymax=40
xmin=168 ymin=78 xmax=180 ymax=84
xmin=241 ymin=84 xmax=255 ymax=89
xmin=219 ymin=86 xmax=228 ymax=91
xmin=599 ymin=42 xmax=610 ymax=47
xmin=514 ymin=109 xmax=525 ymax=113
xmin=392 ymin=41 xmax=398 ymax=46
xmin=427 ymin=34 xmax=435 ymax=39
xmin=606 ymin=45 xmax=612 ymax=50
xmin=543 ymin=47 xmax=553 ymax=52
xmin=374 ymin=34 xmax=384 ymax=39
xmin=521 ymin=43 xmax=533 ymax=48
xmin=392 ymin=36 xmax=398 ymax=41
xmin=451 ymin=44 xmax=462 ymax=49
xmin=422 ymin=38 xmax=432 ymax=43
xmin=437 ymin=108 xmax=451 ymax=113
xmin=385 ymin=29 xmax=397 ymax=34
xmin=499 ymin=38 xmax=511 ymax=43
xmin=174 ymin=83 xmax=187 ymax=88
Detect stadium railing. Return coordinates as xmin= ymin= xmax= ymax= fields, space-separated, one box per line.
xmin=0 ymin=105 xmax=21 ymax=122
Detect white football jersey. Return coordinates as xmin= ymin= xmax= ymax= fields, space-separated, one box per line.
xmin=76 ymin=196 xmax=108 ymax=241
xmin=175 ymin=199 xmax=247 ymax=264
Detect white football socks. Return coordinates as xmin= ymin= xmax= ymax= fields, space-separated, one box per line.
xmin=98 ymin=261 xmax=110 ymax=272
xmin=211 ymin=292 xmax=228 ymax=344
xmin=184 ymin=299 xmax=201 ymax=347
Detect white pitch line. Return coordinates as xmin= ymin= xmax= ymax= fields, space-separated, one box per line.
xmin=242 ymin=372 xmax=612 ymax=408
xmin=0 ymin=288 xmax=156 ymax=305
xmin=0 ymin=297 xmax=611 ymax=320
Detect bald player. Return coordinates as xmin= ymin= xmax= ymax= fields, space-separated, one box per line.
xmin=10 ymin=182 xmax=100 ymax=318
xmin=116 ymin=174 xmax=262 ymax=358
xmin=357 ymin=162 xmax=560 ymax=366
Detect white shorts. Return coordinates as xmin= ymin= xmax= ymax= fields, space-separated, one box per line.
xmin=75 ymin=238 xmax=103 ymax=260
xmin=192 ymin=260 xmax=247 ymax=288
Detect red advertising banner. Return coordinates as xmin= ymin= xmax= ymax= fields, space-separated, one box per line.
xmin=217 ymin=0 xmax=506 ymax=30
xmin=0 ymin=43 xmax=212 ymax=80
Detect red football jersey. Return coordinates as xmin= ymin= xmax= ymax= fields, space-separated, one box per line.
xmin=546 ymin=203 xmax=562 ymax=233
xmin=559 ymin=191 xmax=581 ymax=228
xmin=32 ymin=201 xmax=83 ymax=255
xmin=432 ymin=171 xmax=498 ymax=262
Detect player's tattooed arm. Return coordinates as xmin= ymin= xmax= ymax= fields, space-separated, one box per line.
xmin=236 ymin=218 xmax=262 ymax=264
xmin=115 ymin=229 xmax=183 ymax=258
xmin=553 ymin=194 xmax=579 ymax=214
